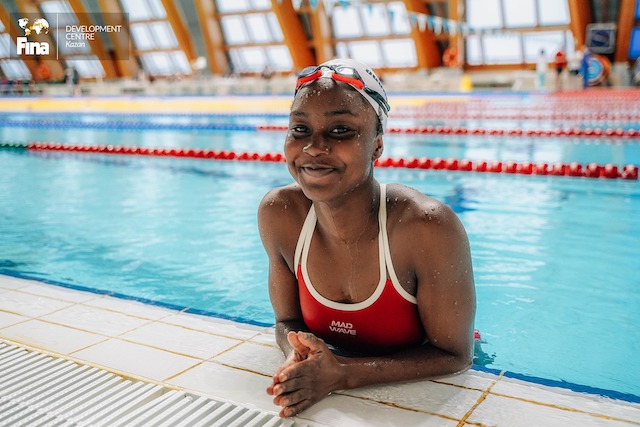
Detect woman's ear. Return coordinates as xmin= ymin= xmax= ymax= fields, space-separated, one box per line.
xmin=372 ymin=135 xmax=384 ymax=161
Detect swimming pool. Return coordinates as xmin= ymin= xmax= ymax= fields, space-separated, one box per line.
xmin=1 ymin=94 xmax=639 ymax=404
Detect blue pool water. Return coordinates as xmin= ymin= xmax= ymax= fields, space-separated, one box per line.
xmin=1 ymin=104 xmax=639 ymax=403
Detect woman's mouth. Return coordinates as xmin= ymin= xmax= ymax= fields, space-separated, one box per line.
xmin=301 ymin=165 xmax=336 ymax=177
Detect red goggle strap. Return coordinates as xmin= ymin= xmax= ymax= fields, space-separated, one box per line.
xmin=295 ymin=69 xmax=323 ymax=90
xmin=332 ymin=72 xmax=365 ymax=90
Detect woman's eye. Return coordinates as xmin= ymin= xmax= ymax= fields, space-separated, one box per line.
xmin=289 ymin=125 xmax=309 ymax=134
xmin=331 ymin=126 xmax=352 ymax=135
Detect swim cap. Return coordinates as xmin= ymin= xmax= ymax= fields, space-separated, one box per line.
xmin=297 ymin=58 xmax=389 ymax=132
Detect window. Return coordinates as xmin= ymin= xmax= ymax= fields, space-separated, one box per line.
xmin=467 ymin=0 xmax=501 ymax=29
xmin=0 ymin=24 xmax=31 ymax=80
xmin=216 ymin=0 xmax=292 ymax=74
xmin=361 ymin=5 xmax=390 ymax=36
xmin=121 ymin=0 xmax=188 ymax=77
xmin=522 ymin=31 xmax=569 ymax=63
xmin=503 ymin=0 xmax=536 ymax=27
xmin=333 ymin=7 xmax=363 ymax=38
xmin=381 ymin=39 xmax=417 ymax=67
xmin=483 ymin=34 xmax=522 ymax=64
xmin=388 ymin=2 xmax=411 ymax=35
xmin=465 ymin=0 xmax=572 ymax=66
xmin=537 ymin=0 xmax=569 ymax=26
xmin=39 ymin=0 xmax=105 ymax=78
xmin=331 ymin=2 xmax=417 ymax=69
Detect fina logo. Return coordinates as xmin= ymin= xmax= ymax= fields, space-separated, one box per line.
xmin=17 ymin=17 xmax=50 ymax=55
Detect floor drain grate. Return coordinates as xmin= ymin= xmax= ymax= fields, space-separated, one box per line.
xmin=0 ymin=340 xmax=301 ymax=426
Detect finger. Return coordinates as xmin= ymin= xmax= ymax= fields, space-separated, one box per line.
xmin=276 ymin=360 xmax=305 ymax=384
xmin=271 ymin=373 xmax=305 ymax=397
xmin=287 ymin=331 xmax=309 ymax=357
xmin=273 ymin=387 xmax=306 ymax=410
xmin=266 ymin=381 xmax=277 ymax=395
xmin=287 ymin=331 xmax=304 ymax=354
xmin=296 ymin=331 xmax=326 ymax=351
xmin=280 ymin=399 xmax=313 ymax=418
xmin=272 ymin=365 xmax=286 ymax=383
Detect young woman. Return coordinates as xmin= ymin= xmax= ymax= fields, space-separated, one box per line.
xmin=258 ymin=58 xmax=476 ymax=418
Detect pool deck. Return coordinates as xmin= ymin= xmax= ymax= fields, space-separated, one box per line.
xmin=1 ymin=274 xmax=639 ymax=427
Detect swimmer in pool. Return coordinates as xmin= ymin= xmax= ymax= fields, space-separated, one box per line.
xmin=258 ymin=58 xmax=476 ymax=418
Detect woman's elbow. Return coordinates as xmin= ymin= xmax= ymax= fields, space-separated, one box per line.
xmin=449 ymin=347 xmax=474 ymax=376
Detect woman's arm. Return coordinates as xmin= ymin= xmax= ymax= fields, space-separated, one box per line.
xmin=258 ymin=187 xmax=310 ymax=356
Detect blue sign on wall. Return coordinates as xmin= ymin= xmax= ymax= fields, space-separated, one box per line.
xmin=630 ymin=28 xmax=640 ymax=59
xmin=586 ymin=23 xmax=617 ymax=54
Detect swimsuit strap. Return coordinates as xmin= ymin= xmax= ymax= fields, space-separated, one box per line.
xmin=380 ymin=184 xmax=418 ymax=303
xmin=294 ymin=203 xmax=317 ymax=274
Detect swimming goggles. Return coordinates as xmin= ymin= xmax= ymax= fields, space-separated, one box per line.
xmin=294 ymin=65 xmax=390 ymax=114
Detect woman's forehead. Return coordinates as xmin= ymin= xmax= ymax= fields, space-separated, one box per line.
xmin=292 ymin=80 xmax=370 ymax=113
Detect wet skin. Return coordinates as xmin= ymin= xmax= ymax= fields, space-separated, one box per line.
xmin=258 ymin=79 xmax=476 ymax=417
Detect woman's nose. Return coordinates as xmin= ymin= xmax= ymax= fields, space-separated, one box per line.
xmin=302 ymin=136 xmax=329 ymax=156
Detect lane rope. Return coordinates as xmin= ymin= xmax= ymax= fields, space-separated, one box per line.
xmin=2 ymin=142 xmax=636 ymax=180
xmin=0 ymin=118 xmax=638 ymax=139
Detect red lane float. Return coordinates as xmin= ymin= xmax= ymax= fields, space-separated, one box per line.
xmin=24 ymin=142 xmax=638 ymax=180
xmin=371 ymin=157 xmax=637 ymax=180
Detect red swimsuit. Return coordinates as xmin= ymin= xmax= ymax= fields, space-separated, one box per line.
xmin=294 ymin=184 xmax=426 ymax=355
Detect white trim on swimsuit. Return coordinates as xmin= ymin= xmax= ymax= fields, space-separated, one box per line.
xmin=293 ymin=183 xmax=417 ymax=311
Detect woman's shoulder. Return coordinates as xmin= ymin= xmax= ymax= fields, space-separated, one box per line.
xmin=385 ymin=183 xmax=449 ymax=213
xmin=258 ymin=184 xmax=311 ymax=233
xmin=385 ymin=183 xmax=461 ymax=236
xmin=259 ymin=183 xmax=309 ymax=212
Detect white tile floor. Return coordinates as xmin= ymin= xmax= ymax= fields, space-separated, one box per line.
xmin=1 ymin=274 xmax=639 ymax=427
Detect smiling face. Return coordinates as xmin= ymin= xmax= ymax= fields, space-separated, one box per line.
xmin=285 ymin=79 xmax=383 ymax=203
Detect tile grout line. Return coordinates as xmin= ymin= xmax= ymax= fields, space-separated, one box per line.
xmin=4 ymin=280 xmax=299 ymax=353
xmin=334 ymin=393 xmax=464 ymax=424
xmin=489 ymin=391 xmax=640 ymax=426
xmin=1 ymin=287 xmax=274 ymax=377
xmin=455 ymin=370 xmax=505 ymax=427
xmin=162 ymin=333 xmax=279 ymax=383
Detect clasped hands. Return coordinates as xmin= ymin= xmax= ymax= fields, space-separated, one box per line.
xmin=266 ymin=331 xmax=344 ymax=418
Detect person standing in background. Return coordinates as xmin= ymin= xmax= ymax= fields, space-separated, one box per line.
xmin=36 ymin=61 xmax=51 ymax=82
xmin=536 ymin=49 xmax=547 ymax=89
xmin=554 ymin=49 xmax=567 ymax=91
